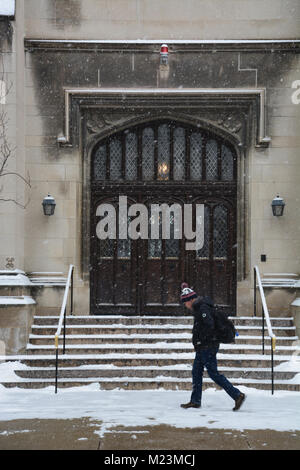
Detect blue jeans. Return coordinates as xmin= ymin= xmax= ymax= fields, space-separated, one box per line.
xmin=191 ymin=347 xmax=241 ymax=405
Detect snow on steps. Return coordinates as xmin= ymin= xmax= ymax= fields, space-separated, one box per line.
xmin=1 ymin=315 xmax=299 ymax=391
xmin=28 ymin=332 xmax=298 ymax=347
xmin=25 ymin=343 xmax=299 ymax=356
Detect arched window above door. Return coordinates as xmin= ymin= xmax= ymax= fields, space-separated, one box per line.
xmin=92 ymin=121 xmax=236 ymax=183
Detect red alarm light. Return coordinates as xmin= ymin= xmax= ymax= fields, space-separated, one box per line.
xmin=160 ymin=44 xmax=169 ymax=65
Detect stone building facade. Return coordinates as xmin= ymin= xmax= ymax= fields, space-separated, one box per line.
xmin=1 ymin=1 xmax=300 ymax=352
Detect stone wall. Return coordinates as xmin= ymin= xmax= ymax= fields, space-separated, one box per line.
xmin=22 ymin=40 xmax=300 ymax=314
xmin=24 ymin=0 xmax=300 ymax=40
xmin=0 ymin=1 xmax=299 ymax=315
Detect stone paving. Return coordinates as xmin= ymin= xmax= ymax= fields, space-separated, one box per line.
xmin=0 ymin=418 xmax=299 ymax=450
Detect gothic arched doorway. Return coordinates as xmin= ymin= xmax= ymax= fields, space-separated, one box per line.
xmin=90 ymin=120 xmax=237 ymax=315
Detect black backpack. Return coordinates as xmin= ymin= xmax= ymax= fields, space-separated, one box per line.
xmin=212 ymin=306 xmax=236 ymax=344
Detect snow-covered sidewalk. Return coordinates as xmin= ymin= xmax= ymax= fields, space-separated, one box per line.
xmin=0 ymin=363 xmax=299 ymax=435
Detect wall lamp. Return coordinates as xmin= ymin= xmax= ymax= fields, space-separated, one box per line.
xmin=42 ymin=194 xmax=56 ymax=216
xmin=271 ymin=195 xmax=285 ymax=217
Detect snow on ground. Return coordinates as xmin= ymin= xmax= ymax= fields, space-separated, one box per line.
xmin=0 ymin=362 xmax=299 ymax=435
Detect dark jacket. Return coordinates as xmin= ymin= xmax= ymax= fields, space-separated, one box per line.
xmin=192 ymin=296 xmax=220 ymax=351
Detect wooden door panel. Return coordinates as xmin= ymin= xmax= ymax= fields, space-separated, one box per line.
xmin=144 ymin=259 xmax=162 ymax=305
xmin=96 ymin=259 xmax=114 ymax=305
xmin=90 ymin=119 xmax=237 ymax=315
xmin=115 ymin=260 xmax=133 ymax=305
xmin=91 ymin=196 xmax=236 ymax=314
xmin=188 ymin=200 xmax=236 ymax=314
xmin=213 ymin=261 xmax=229 ymax=305
xmin=164 ymin=259 xmax=182 ymax=305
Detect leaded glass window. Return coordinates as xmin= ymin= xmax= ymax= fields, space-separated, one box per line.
xmin=173 ymin=127 xmax=185 ymax=181
xmin=117 ymin=215 xmax=131 ymax=258
xmin=196 ymin=205 xmax=210 ymax=259
xmin=125 ymin=132 xmax=138 ymax=181
xmin=148 ymin=239 xmax=162 ymax=259
xmin=109 ymin=138 xmax=122 ymax=180
xmin=148 ymin=214 xmax=162 ymax=258
xmin=165 ymin=212 xmax=180 ymax=258
xmin=92 ymin=121 xmax=236 ymax=184
xmin=221 ymin=144 xmax=234 ymax=181
xmin=157 ymin=124 xmax=170 ymax=181
xmin=190 ymin=133 xmax=202 ymax=181
xmin=93 ymin=144 xmax=106 ymax=180
xmin=206 ymin=139 xmax=218 ymax=181
xmin=213 ymin=205 xmax=228 ymax=259
xmin=142 ymin=127 xmax=155 ymax=181
xmin=99 ymin=239 xmax=114 ymax=258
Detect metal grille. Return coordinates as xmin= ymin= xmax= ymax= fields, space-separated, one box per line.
xmin=142 ymin=127 xmax=155 ymax=181
xmin=173 ymin=127 xmax=185 ymax=181
xmin=206 ymin=139 xmax=218 ymax=181
xmin=93 ymin=144 xmax=107 ymax=180
xmin=109 ymin=138 xmax=122 ymax=180
xmin=213 ymin=205 xmax=228 ymax=259
xmin=221 ymin=144 xmax=234 ymax=181
xmin=190 ymin=133 xmax=202 ymax=181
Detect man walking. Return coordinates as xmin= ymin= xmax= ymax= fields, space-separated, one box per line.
xmin=180 ymin=283 xmax=246 ymax=411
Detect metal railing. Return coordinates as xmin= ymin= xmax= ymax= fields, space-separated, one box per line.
xmin=54 ymin=264 xmax=74 ymax=393
xmin=254 ymin=265 xmax=276 ymax=394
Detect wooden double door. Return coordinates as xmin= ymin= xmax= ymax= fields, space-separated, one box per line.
xmin=90 ymin=120 xmax=237 ymax=315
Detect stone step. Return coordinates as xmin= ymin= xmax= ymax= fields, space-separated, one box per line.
xmin=33 ymin=315 xmax=194 ymax=326
xmin=17 ymin=355 xmax=289 ymax=369
xmin=32 ymin=315 xmax=295 ymax=327
xmin=30 ymin=324 xmax=297 ymax=338
xmin=14 ymin=366 xmax=296 ymax=381
xmin=28 ymin=333 xmax=298 ymax=347
xmin=8 ymin=313 xmax=298 ymax=392
xmin=25 ymin=343 xmax=300 ymax=356
xmin=31 ymin=325 xmax=194 ymax=335
xmin=2 ymin=377 xmax=299 ymax=392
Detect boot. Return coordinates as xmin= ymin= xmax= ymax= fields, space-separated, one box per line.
xmin=180 ymin=402 xmax=201 ymax=409
xmin=233 ymin=393 xmax=246 ymax=411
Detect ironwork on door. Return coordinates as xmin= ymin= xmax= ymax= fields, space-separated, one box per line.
xmin=90 ymin=120 xmax=237 ymax=315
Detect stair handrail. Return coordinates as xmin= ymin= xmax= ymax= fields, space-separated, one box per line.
xmin=254 ymin=265 xmax=276 ymax=394
xmin=54 ymin=264 xmax=74 ymax=393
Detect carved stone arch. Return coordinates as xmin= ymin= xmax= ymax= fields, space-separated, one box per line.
xmin=85 ymin=109 xmax=244 ymax=152
xmin=85 ymin=112 xmax=151 ymax=149
xmin=60 ymin=87 xmax=268 ymax=148
xmin=166 ymin=112 xmax=244 ymax=149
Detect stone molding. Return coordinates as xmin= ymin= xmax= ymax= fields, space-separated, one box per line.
xmin=24 ymin=38 xmax=300 ymax=53
xmin=57 ymin=87 xmax=270 ymax=148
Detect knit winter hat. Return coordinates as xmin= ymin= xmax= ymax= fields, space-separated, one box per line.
xmin=180 ymin=282 xmax=197 ymax=303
